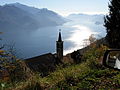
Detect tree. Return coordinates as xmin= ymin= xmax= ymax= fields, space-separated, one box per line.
xmin=104 ymin=0 xmax=120 ymax=48
xmin=82 ymin=39 xmax=90 ymax=47
xmin=71 ymin=50 xmax=82 ymax=64
xmin=89 ymin=34 xmax=96 ymax=44
xmin=0 ymin=33 xmax=32 ymax=83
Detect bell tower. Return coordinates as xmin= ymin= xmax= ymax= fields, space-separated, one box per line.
xmin=56 ymin=29 xmax=63 ymax=61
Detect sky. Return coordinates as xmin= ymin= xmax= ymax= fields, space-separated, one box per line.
xmin=0 ymin=0 xmax=109 ymax=16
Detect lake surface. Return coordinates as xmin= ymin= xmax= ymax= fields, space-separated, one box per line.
xmin=1 ymin=19 xmax=106 ymax=59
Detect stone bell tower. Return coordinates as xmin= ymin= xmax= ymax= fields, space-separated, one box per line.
xmin=56 ymin=29 xmax=63 ymax=61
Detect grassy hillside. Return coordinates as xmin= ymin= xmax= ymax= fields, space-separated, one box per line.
xmin=2 ymin=44 xmax=120 ymax=90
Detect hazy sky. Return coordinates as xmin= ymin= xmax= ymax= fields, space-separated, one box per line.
xmin=0 ymin=0 xmax=109 ymax=16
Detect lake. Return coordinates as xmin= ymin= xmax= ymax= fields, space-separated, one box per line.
xmin=1 ymin=18 xmax=106 ymax=59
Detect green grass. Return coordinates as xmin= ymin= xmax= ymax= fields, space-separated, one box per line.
xmin=2 ymin=44 xmax=120 ymax=90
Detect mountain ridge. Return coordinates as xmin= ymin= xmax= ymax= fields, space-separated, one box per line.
xmin=0 ymin=3 xmax=66 ymax=32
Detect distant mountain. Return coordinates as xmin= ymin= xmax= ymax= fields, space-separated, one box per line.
xmin=10 ymin=3 xmax=67 ymax=25
xmin=67 ymin=13 xmax=104 ymax=25
xmin=0 ymin=3 xmax=66 ymax=32
xmin=0 ymin=5 xmax=39 ymax=31
xmin=8 ymin=3 xmax=40 ymax=14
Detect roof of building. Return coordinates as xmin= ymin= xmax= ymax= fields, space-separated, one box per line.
xmin=25 ymin=53 xmax=56 ymax=76
xmin=25 ymin=53 xmax=55 ymax=63
xmin=58 ymin=30 xmax=63 ymax=42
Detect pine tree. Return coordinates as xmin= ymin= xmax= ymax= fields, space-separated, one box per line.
xmin=104 ymin=0 xmax=120 ymax=48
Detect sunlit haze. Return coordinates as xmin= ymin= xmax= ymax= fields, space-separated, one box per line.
xmin=64 ymin=25 xmax=98 ymax=55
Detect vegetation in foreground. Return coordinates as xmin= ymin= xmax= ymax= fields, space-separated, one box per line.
xmin=1 ymin=44 xmax=120 ymax=90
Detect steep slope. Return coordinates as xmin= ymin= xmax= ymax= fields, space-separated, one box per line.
xmin=8 ymin=3 xmax=40 ymax=14
xmin=11 ymin=3 xmax=66 ymax=25
xmin=0 ymin=5 xmax=39 ymax=31
xmin=0 ymin=3 xmax=66 ymax=32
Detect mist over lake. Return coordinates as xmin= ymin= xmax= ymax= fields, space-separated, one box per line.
xmin=0 ymin=3 xmax=107 ymax=59
xmin=1 ymin=14 xmax=106 ymax=59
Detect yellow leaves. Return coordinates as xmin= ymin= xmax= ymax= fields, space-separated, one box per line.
xmin=5 ymin=65 xmax=16 ymax=69
xmin=3 ymin=76 xmax=10 ymax=82
xmin=0 ymin=50 xmax=5 ymax=54
xmin=100 ymin=45 xmax=109 ymax=51
xmin=0 ymin=69 xmax=10 ymax=82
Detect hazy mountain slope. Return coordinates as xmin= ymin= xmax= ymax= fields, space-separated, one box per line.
xmin=8 ymin=3 xmax=40 ymax=14
xmin=11 ymin=3 xmax=66 ymax=25
xmin=0 ymin=5 xmax=39 ymax=31
xmin=0 ymin=3 xmax=66 ymax=32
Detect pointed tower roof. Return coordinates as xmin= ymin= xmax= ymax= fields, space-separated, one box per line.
xmin=58 ymin=29 xmax=62 ymax=42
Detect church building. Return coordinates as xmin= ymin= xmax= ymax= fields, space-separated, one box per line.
xmin=25 ymin=29 xmax=64 ymax=76
xmin=56 ymin=29 xmax=64 ymax=61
